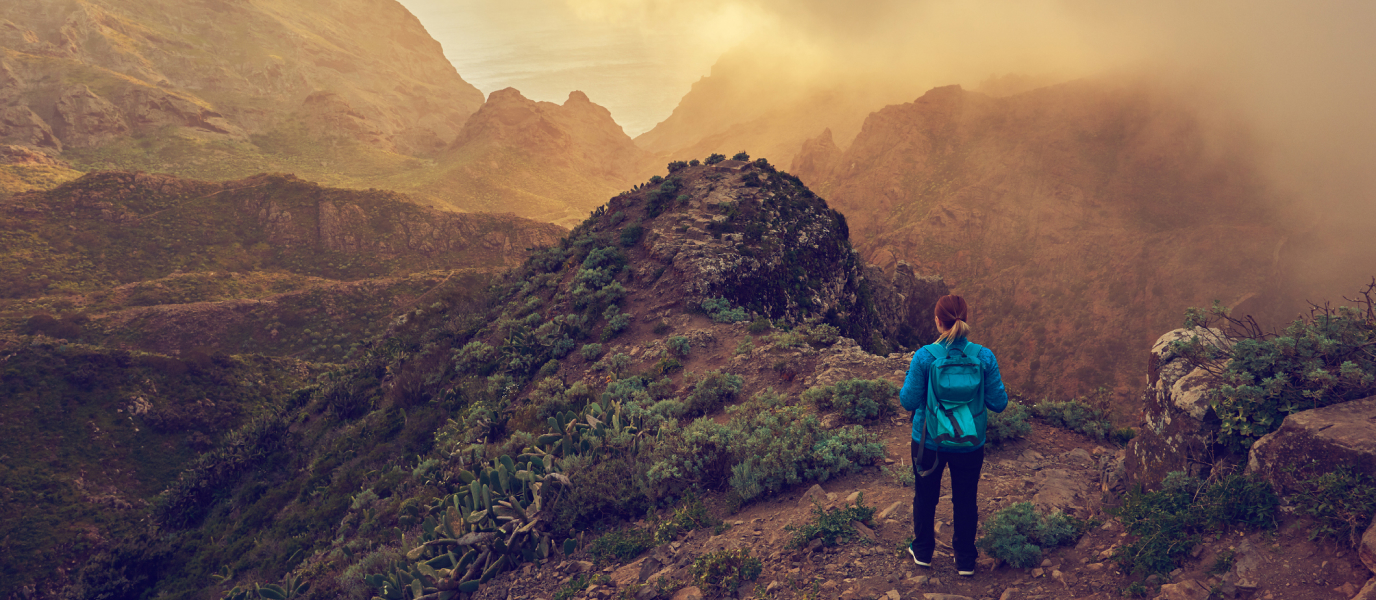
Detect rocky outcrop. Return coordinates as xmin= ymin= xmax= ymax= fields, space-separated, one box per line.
xmin=864 ymin=262 xmax=948 ymax=347
xmin=0 ymin=105 xmax=61 ymax=151
xmin=1125 ymin=328 xmax=1232 ymax=488
xmin=52 ymin=85 xmax=129 ymax=148
xmin=1245 ymin=395 xmax=1376 ymax=493
xmin=628 ymin=161 xmax=918 ymax=351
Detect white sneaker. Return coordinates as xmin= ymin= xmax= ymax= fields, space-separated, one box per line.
xmin=907 ymin=545 xmax=931 ymax=568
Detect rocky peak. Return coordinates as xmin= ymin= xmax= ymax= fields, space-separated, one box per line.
xmin=568 ymin=159 xmax=934 ymax=353
xmin=451 ymin=87 xmax=648 ymax=179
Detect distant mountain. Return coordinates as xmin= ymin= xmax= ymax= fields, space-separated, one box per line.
xmin=390 ymin=88 xmax=656 ymax=227
xmin=0 ymin=0 xmax=483 ymax=158
xmin=792 ymin=79 xmax=1285 ymax=400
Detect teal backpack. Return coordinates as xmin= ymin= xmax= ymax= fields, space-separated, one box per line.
xmin=916 ymin=341 xmax=986 ymax=476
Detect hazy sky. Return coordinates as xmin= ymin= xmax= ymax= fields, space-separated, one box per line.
xmin=395 ymin=0 xmax=751 ymax=136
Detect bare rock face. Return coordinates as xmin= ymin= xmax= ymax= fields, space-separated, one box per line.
xmin=862 ymin=262 xmax=947 ymax=347
xmin=1246 ymin=396 xmax=1376 ymax=496
xmin=52 ymin=85 xmax=129 ymax=148
xmin=1125 ymin=328 xmax=1232 ymax=488
xmin=0 ymin=105 xmax=61 ymax=151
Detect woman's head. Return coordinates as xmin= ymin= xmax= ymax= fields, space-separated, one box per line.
xmin=933 ymin=294 xmax=971 ymax=345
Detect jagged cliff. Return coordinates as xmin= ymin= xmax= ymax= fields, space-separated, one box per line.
xmin=791 ymin=79 xmax=1284 ymax=402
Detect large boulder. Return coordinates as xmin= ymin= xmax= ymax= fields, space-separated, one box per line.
xmin=1124 ymin=328 xmax=1232 ymax=488
xmin=862 ymin=262 xmax=948 ymax=348
xmin=1245 ymin=395 xmax=1376 ymax=494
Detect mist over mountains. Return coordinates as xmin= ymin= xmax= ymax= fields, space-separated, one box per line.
xmin=3 ymin=1 xmax=1376 ymax=599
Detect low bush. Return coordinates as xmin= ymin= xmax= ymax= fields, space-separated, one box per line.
xmin=588 ymin=527 xmax=654 ymax=564
xmin=648 ymin=395 xmax=884 ymax=504
xmin=975 ymin=502 xmax=1083 ymax=568
xmin=986 ymin=399 xmax=1032 ymax=443
xmin=700 ymin=297 xmax=748 ymax=323
xmin=683 ymin=370 xmax=744 ymax=416
xmin=654 ymin=494 xmax=719 ymax=543
xmin=692 ymin=548 xmax=762 ymax=595
xmin=747 ymin=318 xmax=772 ymax=334
xmin=705 ymin=153 xmax=726 ymax=165
xmin=1173 ymin=283 xmax=1376 ymax=451
xmin=667 ymin=335 xmax=690 ymax=357
xmin=801 ymin=378 xmax=897 ymax=423
xmin=731 ymin=152 xmax=750 ymax=161
xmin=1113 ymin=472 xmax=1278 ymax=575
xmin=579 ymin=343 xmax=603 ymax=361
xmin=1033 ymin=397 xmax=1132 ymax=444
xmin=1288 ymin=465 xmax=1376 ymax=546
xmin=785 ymin=496 xmax=876 ymax=548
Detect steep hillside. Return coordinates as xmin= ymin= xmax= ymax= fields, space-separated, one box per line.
xmin=791 ymin=79 xmax=1283 ymax=404
xmin=388 ymin=89 xmax=656 ymax=227
xmin=46 ymin=158 xmax=946 ymax=599
xmin=0 ymin=170 xmax=564 ymax=360
xmin=0 ymin=0 xmax=482 ymax=157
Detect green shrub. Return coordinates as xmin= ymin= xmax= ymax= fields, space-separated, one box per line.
xmin=700 ymin=297 xmax=749 ymax=323
xmin=731 ymin=152 xmax=750 ymax=161
xmin=1033 ymin=398 xmax=1117 ymax=442
xmin=1174 ymin=286 xmax=1376 ymax=451
xmin=801 ymin=379 xmax=897 ymax=423
xmin=647 ymin=400 xmax=884 ymax=503
xmin=1113 ymin=472 xmax=1278 ymax=576
xmin=975 ymin=502 xmax=1082 ymax=568
xmin=986 ymin=399 xmax=1032 ymax=443
xmin=649 ymin=176 xmax=664 ymax=185
xmin=1288 ymin=465 xmax=1376 ymax=546
xmin=654 ymin=494 xmax=718 ymax=543
xmin=652 ymin=321 xmax=671 ymax=335
xmin=689 ymin=159 xmax=700 ymax=167
xmin=683 ymin=370 xmax=744 ymax=416
xmin=667 ymin=335 xmax=690 ymax=357
xmin=747 ymin=318 xmax=772 ymax=334
xmin=705 ymin=153 xmax=726 ymax=165
xmin=667 ymin=160 xmax=689 ymax=173
xmin=881 ymin=464 xmax=915 ymax=487
xmin=619 ymin=223 xmax=644 ymax=247
xmin=803 ymin=322 xmax=839 ymax=347
xmin=785 ymin=496 xmax=876 ymax=548
xmin=589 ymin=527 xmax=655 ymax=564
xmin=647 ymin=356 xmax=683 ymax=378
xmin=601 ymin=305 xmax=631 ymax=341
xmin=692 ymin=548 xmax=761 ymax=595
xmin=580 ymin=343 xmax=603 ymax=361
xmin=734 ymin=336 xmax=754 ymax=356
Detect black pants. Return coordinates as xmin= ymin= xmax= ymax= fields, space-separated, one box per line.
xmin=911 ymin=441 xmax=985 ymax=569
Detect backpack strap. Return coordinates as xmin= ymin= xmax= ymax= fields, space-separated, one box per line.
xmin=924 ymin=343 xmax=948 ymax=360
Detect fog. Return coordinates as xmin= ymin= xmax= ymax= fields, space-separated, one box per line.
xmin=406 ymin=0 xmax=1375 ymax=299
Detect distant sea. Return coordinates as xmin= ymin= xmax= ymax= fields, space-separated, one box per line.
xmin=396 ymin=0 xmax=711 ymax=137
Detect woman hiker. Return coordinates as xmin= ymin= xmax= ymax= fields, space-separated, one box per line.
xmin=899 ymin=294 xmax=1009 ymax=576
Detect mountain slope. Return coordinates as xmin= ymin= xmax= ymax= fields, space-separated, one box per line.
xmin=0 ymin=0 xmax=483 ymax=157
xmin=1 ymin=170 xmax=564 ymax=360
xmin=387 ymin=89 xmax=656 ymax=227
xmin=792 ymin=79 xmax=1283 ymax=402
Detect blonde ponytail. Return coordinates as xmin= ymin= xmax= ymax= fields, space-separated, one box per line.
xmin=936 ymin=319 xmax=970 ymax=346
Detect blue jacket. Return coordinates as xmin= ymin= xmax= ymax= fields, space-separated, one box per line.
xmin=899 ymin=337 xmax=1009 ymax=451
